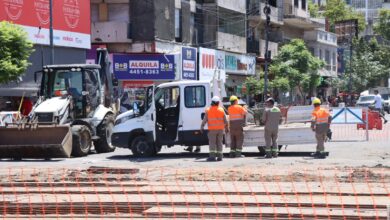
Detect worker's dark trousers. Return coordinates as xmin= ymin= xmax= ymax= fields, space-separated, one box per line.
xmin=315 ymin=132 xmax=327 ymax=152
xmin=264 ymin=129 xmax=278 ymax=153
xmin=208 ymin=130 xmax=224 ymax=159
xmin=230 ymin=127 xmax=244 ymax=154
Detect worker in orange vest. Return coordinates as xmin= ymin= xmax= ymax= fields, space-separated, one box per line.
xmin=201 ymin=96 xmax=229 ymax=161
xmin=311 ymin=98 xmax=332 ymax=159
xmin=228 ymin=95 xmax=247 ymax=158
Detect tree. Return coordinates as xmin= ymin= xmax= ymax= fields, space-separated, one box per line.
xmin=343 ymin=38 xmax=390 ymax=92
xmin=323 ymin=0 xmax=365 ymax=33
xmin=269 ymin=39 xmax=324 ymax=100
xmin=374 ymin=9 xmax=390 ymax=41
xmin=0 ymin=21 xmax=34 ymax=84
xmin=308 ymin=1 xmax=320 ymax=18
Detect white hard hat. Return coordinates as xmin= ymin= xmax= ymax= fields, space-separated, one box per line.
xmin=211 ymin=96 xmax=220 ymax=102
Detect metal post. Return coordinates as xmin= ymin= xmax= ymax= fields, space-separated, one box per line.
xmin=365 ymin=107 xmax=369 ymax=141
xmin=263 ymin=0 xmax=271 ymax=101
xmin=49 ymin=0 xmax=54 ymax=64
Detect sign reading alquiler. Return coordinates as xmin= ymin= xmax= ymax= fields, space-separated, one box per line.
xmin=0 ymin=0 xmax=91 ymax=49
xmin=113 ymin=54 xmax=175 ymax=80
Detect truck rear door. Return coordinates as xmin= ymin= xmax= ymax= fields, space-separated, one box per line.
xmin=179 ymin=83 xmax=210 ymax=145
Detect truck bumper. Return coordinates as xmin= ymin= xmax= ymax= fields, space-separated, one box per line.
xmin=112 ymin=132 xmax=130 ymax=149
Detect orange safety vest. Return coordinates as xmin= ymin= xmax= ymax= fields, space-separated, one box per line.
xmin=228 ymin=104 xmax=246 ymax=121
xmin=312 ymin=107 xmax=330 ymax=124
xmin=206 ymin=106 xmax=226 ymax=130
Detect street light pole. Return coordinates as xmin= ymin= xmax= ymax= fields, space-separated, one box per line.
xmin=263 ymin=0 xmax=271 ymax=101
xmin=49 ymin=0 xmax=54 ymax=65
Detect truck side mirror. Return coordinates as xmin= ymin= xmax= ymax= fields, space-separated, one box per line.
xmin=133 ymin=102 xmax=139 ymax=115
xmin=201 ymin=113 xmax=205 ymax=120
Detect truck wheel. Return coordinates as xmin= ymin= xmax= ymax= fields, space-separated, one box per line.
xmin=131 ymin=136 xmax=156 ymax=157
xmin=71 ymin=125 xmax=92 ymax=157
xmin=258 ymin=146 xmax=266 ymax=156
xmin=94 ymin=115 xmax=116 ymax=153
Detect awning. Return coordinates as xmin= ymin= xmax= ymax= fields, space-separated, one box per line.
xmin=0 ymin=83 xmax=39 ymax=97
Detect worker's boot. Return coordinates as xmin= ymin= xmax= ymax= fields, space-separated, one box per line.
xmin=235 ymin=151 xmax=245 ymax=158
xmin=229 ymin=151 xmax=236 ymax=158
xmin=207 ymin=157 xmax=216 ymax=162
xmin=216 ymin=152 xmax=223 ymax=161
xmin=265 ymin=152 xmax=272 ymax=159
xmin=318 ymin=152 xmax=327 ymax=159
xmin=194 ymin=146 xmax=201 ymax=153
xmin=272 ymin=151 xmax=278 ymax=158
xmin=184 ymin=146 xmax=193 ymax=152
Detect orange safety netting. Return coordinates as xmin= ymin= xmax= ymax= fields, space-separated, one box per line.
xmin=0 ymin=167 xmax=389 ymax=219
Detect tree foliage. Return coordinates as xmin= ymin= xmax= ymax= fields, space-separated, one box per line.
xmin=323 ymin=0 xmax=365 ymax=33
xmin=308 ymin=1 xmax=319 ymax=18
xmin=269 ymin=39 xmax=324 ymax=97
xmin=0 ymin=21 xmax=34 ymax=84
xmin=374 ymin=9 xmax=390 ymax=41
xmin=344 ymin=38 xmax=390 ymax=92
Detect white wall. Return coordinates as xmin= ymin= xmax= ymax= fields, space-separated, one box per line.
xmin=217 ymin=32 xmax=246 ymax=54
xmin=217 ymin=0 xmax=246 ymax=13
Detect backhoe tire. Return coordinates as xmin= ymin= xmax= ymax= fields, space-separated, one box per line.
xmin=131 ymin=136 xmax=156 ymax=157
xmin=95 ymin=115 xmax=116 ymax=153
xmin=71 ymin=125 xmax=92 ymax=157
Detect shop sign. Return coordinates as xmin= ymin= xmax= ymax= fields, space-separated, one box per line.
xmin=181 ymin=47 xmax=197 ymax=80
xmin=225 ymin=52 xmax=256 ymax=75
xmin=113 ymin=54 xmax=175 ymax=80
xmin=199 ymin=47 xmax=226 ymax=82
xmin=0 ymin=0 xmax=91 ymax=49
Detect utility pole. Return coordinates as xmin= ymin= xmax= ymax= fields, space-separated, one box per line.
xmin=263 ymin=0 xmax=271 ymax=101
xmin=49 ymin=0 xmax=54 ymax=64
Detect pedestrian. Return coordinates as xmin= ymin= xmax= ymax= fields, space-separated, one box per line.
xmin=200 ymin=96 xmax=229 ymax=161
xmin=311 ymin=98 xmax=332 ymax=159
xmin=373 ymin=90 xmax=388 ymax=124
xmin=262 ymin=98 xmax=282 ymax=158
xmin=227 ymin=95 xmax=247 ymax=158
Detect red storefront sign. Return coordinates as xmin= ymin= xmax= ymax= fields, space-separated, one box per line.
xmin=0 ymin=0 xmax=91 ymax=49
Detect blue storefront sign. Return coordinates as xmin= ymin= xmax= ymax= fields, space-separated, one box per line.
xmin=181 ymin=47 xmax=197 ymax=80
xmin=113 ymin=54 xmax=175 ymax=80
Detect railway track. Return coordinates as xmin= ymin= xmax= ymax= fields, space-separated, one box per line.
xmin=0 ymin=167 xmax=389 ymax=219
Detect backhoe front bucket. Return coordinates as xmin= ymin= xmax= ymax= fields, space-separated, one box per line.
xmin=0 ymin=126 xmax=72 ymax=159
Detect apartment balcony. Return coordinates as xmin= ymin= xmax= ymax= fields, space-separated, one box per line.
xmin=304 ymin=30 xmax=337 ymax=46
xmin=91 ymin=21 xmax=132 ymax=43
xmin=260 ymin=39 xmax=278 ymax=59
xmin=217 ymin=32 xmax=247 ymax=54
xmin=283 ymin=4 xmax=322 ymax=29
xmin=248 ymin=2 xmax=283 ymax=26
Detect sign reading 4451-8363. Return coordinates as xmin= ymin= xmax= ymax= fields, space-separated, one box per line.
xmin=113 ymin=54 xmax=175 ymax=80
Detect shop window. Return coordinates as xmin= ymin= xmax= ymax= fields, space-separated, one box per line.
xmin=294 ymin=0 xmax=299 ymax=8
xmin=185 ymin=86 xmax=206 ymax=108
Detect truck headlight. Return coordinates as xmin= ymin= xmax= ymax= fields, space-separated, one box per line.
xmin=114 ymin=115 xmax=134 ymax=125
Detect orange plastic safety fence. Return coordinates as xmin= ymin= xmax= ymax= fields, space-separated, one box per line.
xmin=0 ymin=167 xmax=388 ymax=219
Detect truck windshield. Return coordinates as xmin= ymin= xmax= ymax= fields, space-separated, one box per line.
xmin=42 ymin=70 xmax=83 ymax=99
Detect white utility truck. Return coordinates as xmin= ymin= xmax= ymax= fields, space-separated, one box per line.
xmin=112 ymin=81 xmax=316 ymax=157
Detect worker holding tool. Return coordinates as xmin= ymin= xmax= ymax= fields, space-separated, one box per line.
xmin=201 ymin=96 xmax=229 ymax=161
xmin=311 ymin=98 xmax=332 ymax=159
xmin=262 ymin=98 xmax=282 ymax=158
xmin=227 ymin=95 xmax=247 ymax=158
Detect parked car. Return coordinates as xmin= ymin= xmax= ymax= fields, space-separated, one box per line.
xmin=356 ymin=95 xmax=385 ymax=111
xmin=382 ymin=94 xmax=390 ymax=114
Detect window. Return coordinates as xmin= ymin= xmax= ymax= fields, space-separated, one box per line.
xmin=294 ymin=0 xmax=299 ymax=7
xmin=156 ymin=87 xmax=180 ymax=109
xmin=218 ymin=7 xmax=246 ymax=37
xmin=175 ymin=8 xmax=182 ymax=41
xmin=185 ymin=86 xmax=206 ymax=108
xmin=302 ymin=0 xmax=306 ymax=10
xmin=319 ymin=49 xmax=323 ymax=59
xmin=325 ymin=50 xmax=331 ymax=70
